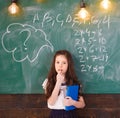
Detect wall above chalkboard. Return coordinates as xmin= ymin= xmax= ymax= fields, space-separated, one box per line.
xmin=0 ymin=0 xmax=120 ymax=94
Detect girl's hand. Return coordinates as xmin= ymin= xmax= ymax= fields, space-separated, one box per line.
xmin=64 ymin=96 xmax=86 ymax=108
xmin=56 ymin=72 xmax=65 ymax=85
xmin=63 ymin=96 xmax=75 ymax=106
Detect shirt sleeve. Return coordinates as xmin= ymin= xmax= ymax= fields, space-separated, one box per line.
xmin=42 ymin=79 xmax=48 ymax=89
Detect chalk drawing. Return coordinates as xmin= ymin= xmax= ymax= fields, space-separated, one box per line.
xmin=1 ymin=23 xmax=54 ymax=63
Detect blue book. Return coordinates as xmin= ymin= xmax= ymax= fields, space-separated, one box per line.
xmin=65 ymin=85 xmax=79 ymax=111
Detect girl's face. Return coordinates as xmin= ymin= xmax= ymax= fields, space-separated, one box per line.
xmin=55 ymin=55 xmax=68 ymax=75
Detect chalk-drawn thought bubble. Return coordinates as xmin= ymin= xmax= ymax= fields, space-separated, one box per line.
xmin=1 ymin=23 xmax=54 ymax=62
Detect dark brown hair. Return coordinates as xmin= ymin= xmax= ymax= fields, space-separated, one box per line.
xmin=45 ymin=50 xmax=80 ymax=99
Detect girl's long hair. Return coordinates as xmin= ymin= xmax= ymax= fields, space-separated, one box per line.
xmin=45 ymin=50 xmax=80 ymax=99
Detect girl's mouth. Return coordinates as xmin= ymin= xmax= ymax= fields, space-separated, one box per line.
xmin=58 ymin=69 xmax=63 ymax=73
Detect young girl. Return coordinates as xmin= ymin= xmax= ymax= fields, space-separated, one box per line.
xmin=42 ymin=50 xmax=85 ymax=118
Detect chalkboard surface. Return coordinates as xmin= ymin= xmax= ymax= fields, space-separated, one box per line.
xmin=0 ymin=0 xmax=120 ymax=93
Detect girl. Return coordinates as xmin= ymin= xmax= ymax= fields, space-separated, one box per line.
xmin=42 ymin=50 xmax=85 ymax=118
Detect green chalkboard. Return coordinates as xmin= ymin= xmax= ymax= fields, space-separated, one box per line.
xmin=0 ymin=0 xmax=120 ymax=93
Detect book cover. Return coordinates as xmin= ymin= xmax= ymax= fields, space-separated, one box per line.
xmin=65 ymin=85 xmax=79 ymax=111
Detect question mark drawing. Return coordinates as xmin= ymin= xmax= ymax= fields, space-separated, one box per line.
xmin=1 ymin=23 xmax=54 ymax=62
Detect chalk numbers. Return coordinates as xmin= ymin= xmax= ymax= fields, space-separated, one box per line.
xmin=74 ymin=28 xmax=108 ymax=73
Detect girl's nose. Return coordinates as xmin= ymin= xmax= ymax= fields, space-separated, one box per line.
xmin=60 ymin=63 xmax=63 ymax=67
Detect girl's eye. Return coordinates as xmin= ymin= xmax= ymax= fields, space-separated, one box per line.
xmin=56 ymin=61 xmax=59 ymax=64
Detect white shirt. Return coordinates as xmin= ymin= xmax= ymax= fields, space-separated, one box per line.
xmin=42 ymin=79 xmax=66 ymax=109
